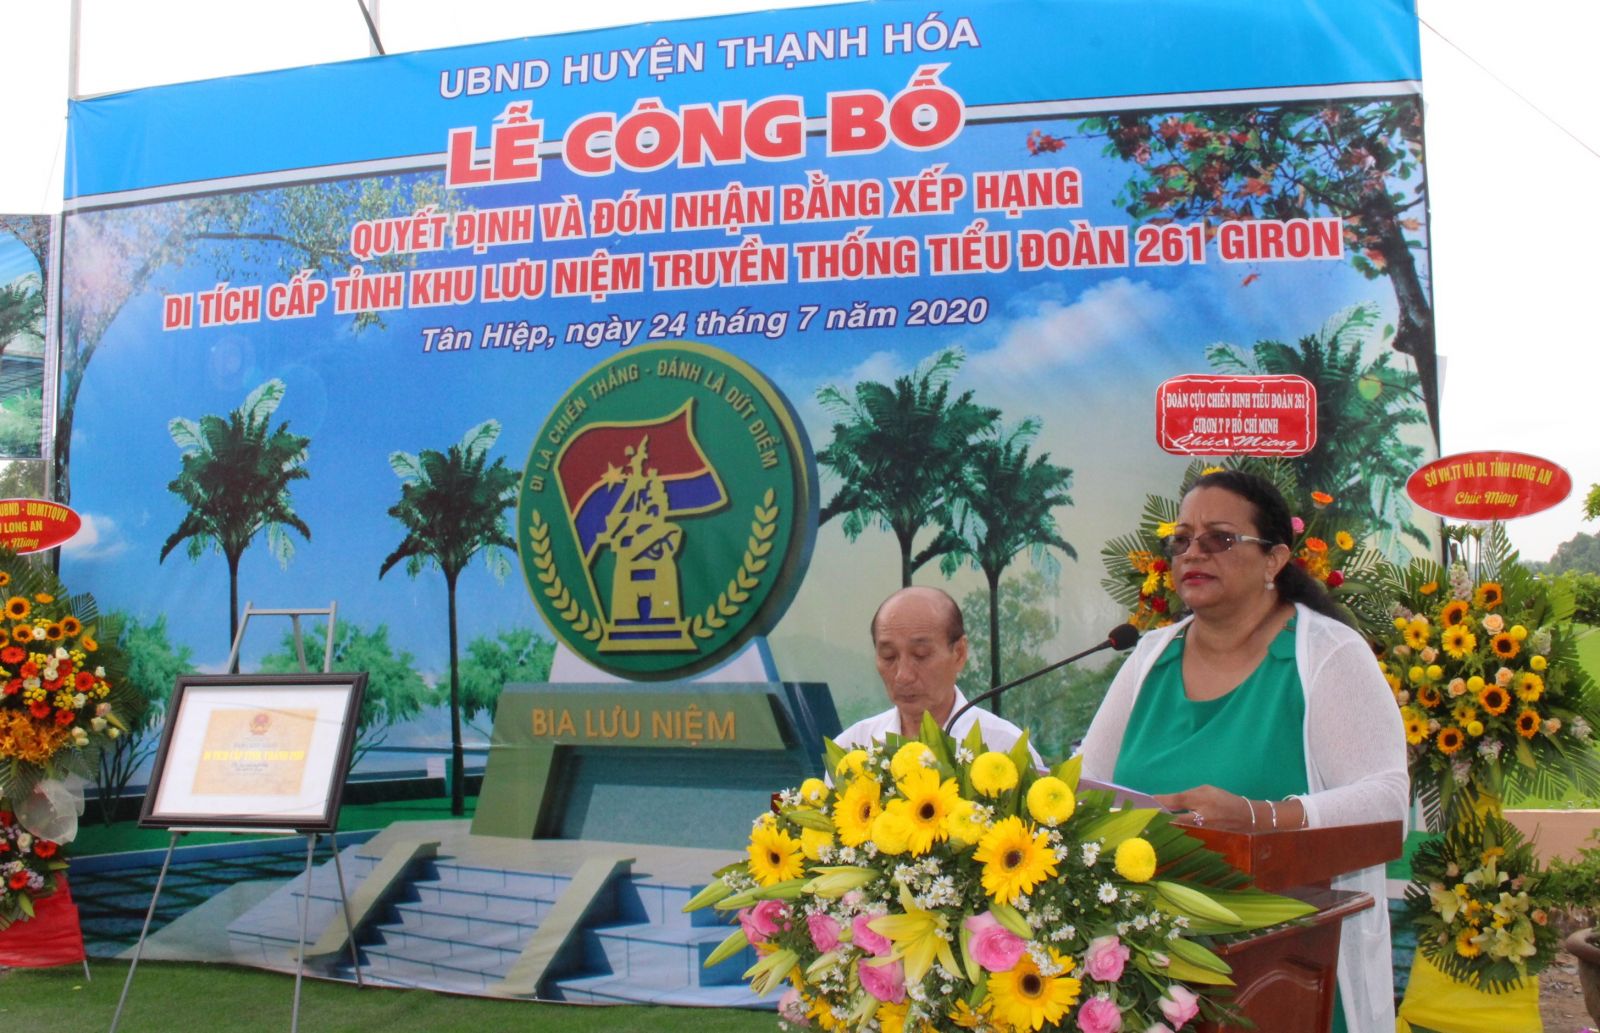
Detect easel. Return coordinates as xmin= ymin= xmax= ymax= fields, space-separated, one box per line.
xmin=110 ymin=603 xmax=364 ymax=1033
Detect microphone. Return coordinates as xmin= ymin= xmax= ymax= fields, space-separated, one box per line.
xmin=944 ymin=623 xmax=1140 ymax=733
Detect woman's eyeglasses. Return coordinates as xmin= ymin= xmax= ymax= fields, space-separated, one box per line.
xmin=1163 ymin=531 xmax=1275 ymax=557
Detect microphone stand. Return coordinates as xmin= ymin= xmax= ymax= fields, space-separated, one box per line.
xmin=944 ymin=626 xmax=1139 ymax=733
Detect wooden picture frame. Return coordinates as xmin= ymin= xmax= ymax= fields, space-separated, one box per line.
xmin=139 ymin=672 xmax=367 ymax=833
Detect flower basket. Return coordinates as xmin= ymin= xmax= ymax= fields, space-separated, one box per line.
xmin=687 ymin=716 xmax=1320 ymax=1032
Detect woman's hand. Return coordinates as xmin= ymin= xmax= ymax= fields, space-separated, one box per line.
xmin=1154 ymin=784 xmax=1255 ymax=828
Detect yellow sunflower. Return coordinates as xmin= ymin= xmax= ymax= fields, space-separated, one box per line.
xmin=1516 ymin=709 xmax=1541 ymax=739
xmin=1516 ymin=672 xmax=1544 ymax=702
xmin=1489 ymin=633 xmax=1519 ymax=660
xmin=59 ymin=616 xmax=82 ymax=638
xmin=0 ymin=572 xmax=9 ymax=587
xmin=44 ymin=622 xmax=63 ymax=641
xmin=32 ymin=593 xmax=52 ymax=605
xmin=970 ymin=752 xmax=1019 ymax=796
xmin=1402 ymin=709 xmax=1429 ymax=745
xmin=1437 ymin=726 xmax=1465 ymax=755
xmin=973 ymin=816 xmax=1058 ymax=904
xmin=1451 ymin=701 xmax=1478 ymax=727
xmin=4 ymin=597 xmax=29 ymax=621
xmin=985 ymin=947 xmax=1081 ymax=1032
xmin=876 ymin=1000 xmax=911 ymax=1033
xmin=1419 ymin=581 xmax=1439 ymax=596
xmin=1404 ymin=619 xmax=1431 ymax=650
xmin=1025 ymin=776 xmax=1075 ymax=826
xmin=1440 ymin=625 xmax=1476 ymax=660
xmin=1474 ymin=582 xmax=1503 ymax=610
xmin=834 ymin=778 xmax=883 ymax=847
xmin=895 ymin=767 xmax=962 ymax=855
xmin=747 ymin=823 xmax=805 ymax=886
xmin=1438 ymin=600 xmax=1468 ymax=627
xmin=1416 ymin=683 xmax=1442 ymax=709
xmin=1335 ymin=530 xmax=1355 ymax=551
xmin=1478 ymin=683 xmax=1511 ymax=716
xmin=1456 ymin=928 xmax=1482 ymax=958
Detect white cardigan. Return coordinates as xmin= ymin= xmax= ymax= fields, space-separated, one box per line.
xmin=1079 ymin=603 xmax=1409 ymax=1033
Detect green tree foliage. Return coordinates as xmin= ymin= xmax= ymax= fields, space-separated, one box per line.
xmin=259 ymin=621 xmax=429 ymax=769
xmin=1548 ymin=532 xmax=1600 ymax=577
xmin=380 ymin=419 xmax=518 ymax=816
xmin=93 ymin=613 xmax=194 ymax=824
xmin=1207 ymin=304 xmax=1427 ymax=553
xmin=956 ymin=572 xmax=1121 ymax=762
xmin=815 ymin=349 xmax=1000 ymax=586
xmin=159 ymin=379 xmax=312 ymax=648
xmin=1077 ymin=98 xmax=1437 ymax=435
xmin=0 ymin=275 xmax=43 ymax=355
xmin=459 ymin=628 xmax=556 ymax=728
xmin=949 ymin=421 xmax=1077 ymax=694
xmin=49 ymin=179 xmax=454 ymax=501
xmin=1553 ymin=572 xmax=1600 ymax=626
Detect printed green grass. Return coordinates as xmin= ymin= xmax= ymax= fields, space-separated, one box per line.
xmin=0 ymin=961 xmax=777 ymax=1033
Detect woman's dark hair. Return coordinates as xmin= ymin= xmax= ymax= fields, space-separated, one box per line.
xmin=1187 ymin=469 xmax=1354 ymax=626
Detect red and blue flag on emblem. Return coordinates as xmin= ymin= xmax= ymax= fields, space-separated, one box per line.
xmin=556 ymin=402 xmax=727 ymax=559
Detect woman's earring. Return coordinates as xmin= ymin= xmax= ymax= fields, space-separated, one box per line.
xmin=1265 ymin=577 xmax=1276 ymax=590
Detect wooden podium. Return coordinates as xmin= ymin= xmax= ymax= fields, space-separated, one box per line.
xmin=1179 ymin=819 xmax=1404 ymax=1033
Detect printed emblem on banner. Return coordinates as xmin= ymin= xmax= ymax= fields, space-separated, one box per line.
xmin=518 ymin=342 xmax=815 ymax=680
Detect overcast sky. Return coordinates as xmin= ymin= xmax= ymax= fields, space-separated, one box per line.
xmin=3 ymin=0 xmax=1597 ymax=562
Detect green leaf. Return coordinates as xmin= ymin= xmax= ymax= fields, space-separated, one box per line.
xmin=1054 ymin=754 xmax=1083 ymax=793
xmin=1079 ymin=807 xmax=1157 ymax=848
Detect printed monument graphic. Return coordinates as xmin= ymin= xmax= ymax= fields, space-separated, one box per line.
xmin=519 ymin=342 xmax=816 ymax=679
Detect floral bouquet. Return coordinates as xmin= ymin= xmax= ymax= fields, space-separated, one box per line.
xmin=686 ymin=717 xmax=1317 ymax=1032
xmin=0 ymin=802 xmax=66 ymax=929
xmin=1100 ymin=459 xmax=1384 ymax=631
xmin=1403 ymin=814 xmax=1560 ymax=992
xmin=1372 ymin=524 xmax=1600 ymax=827
xmin=0 ymin=547 xmax=137 ymax=837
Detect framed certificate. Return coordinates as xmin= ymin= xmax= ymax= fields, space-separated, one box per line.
xmin=140 ymin=673 xmax=367 ymax=833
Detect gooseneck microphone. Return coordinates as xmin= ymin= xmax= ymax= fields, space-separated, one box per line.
xmin=943 ymin=623 xmax=1141 ymax=733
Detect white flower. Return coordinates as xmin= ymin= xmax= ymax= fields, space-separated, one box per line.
xmin=16 ymin=833 xmax=31 ymax=851
xmin=1097 ymin=882 xmax=1119 ymax=903
xmin=91 ymin=717 xmax=107 ymax=732
xmin=1573 ymin=717 xmax=1593 ymax=741
xmin=1081 ymin=842 xmax=1101 ymax=866
xmin=30 ymin=627 xmax=45 ymax=640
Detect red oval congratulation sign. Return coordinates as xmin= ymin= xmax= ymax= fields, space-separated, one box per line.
xmin=1405 ymin=452 xmax=1572 ymax=520
xmin=1155 ymin=374 xmax=1317 ymax=457
xmin=0 ymin=498 xmax=82 ymax=554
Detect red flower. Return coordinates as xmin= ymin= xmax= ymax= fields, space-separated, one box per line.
xmin=28 ymin=700 xmax=50 ymax=719
xmin=0 ymin=646 xmax=23 ymax=664
xmin=1151 ymin=559 xmax=1169 ymax=574
xmin=19 ymin=661 xmax=38 ymax=679
xmin=8 ymin=871 xmax=28 ymax=890
xmin=75 ymin=672 xmax=96 ymax=691
xmin=1325 ymin=571 xmax=1345 ymax=589
xmin=33 ymin=840 xmax=56 ymax=858
xmin=0 ymin=810 xmax=13 ymax=825
xmin=1151 ymin=597 xmax=1169 ymax=613
xmin=1 ymin=679 xmax=19 ymax=696
xmin=0 ymin=840 xmax=9 ymax=853
xmin=54 ymin=709 xmax=75 ymax=727
xmin=42 ymin=678 xmax=61 ymax=692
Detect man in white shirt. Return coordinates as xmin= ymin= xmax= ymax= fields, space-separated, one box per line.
xmin=835 ymin=586 xmax=1041 ymax=764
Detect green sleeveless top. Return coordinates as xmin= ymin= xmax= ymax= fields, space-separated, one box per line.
xmin=1111 ymin=618 xmax=1348 ymax=1033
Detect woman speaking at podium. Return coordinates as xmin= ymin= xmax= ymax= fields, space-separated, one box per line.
xmin=1079 ymin=470 xmax=1407 ymax=1033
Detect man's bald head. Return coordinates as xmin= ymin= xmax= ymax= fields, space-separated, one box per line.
xmin=870 ymin=586 xmax=964 ymax=646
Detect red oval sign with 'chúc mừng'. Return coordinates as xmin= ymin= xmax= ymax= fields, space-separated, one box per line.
xmin=1154 ymin=374 xmax=1317 ymax=457
xmin=1405 ymin=452 xmax=1572 ymax=520
xmin=0 ymin=499 xmax=82 ymax=554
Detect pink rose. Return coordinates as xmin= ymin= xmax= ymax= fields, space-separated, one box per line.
xmin=1159 ymin=986 xmax=1200 ymax=1028
xmin=858 ymin=956 xmax=906 ymax=1002
xmin=778 ymin=987 xmax=810 ymax=1026
xmin=738 ymin=899 xmax=790 ymax=944
xmin=963 ymin=911 xmax=1026 ymax=972
xmin=1291 ymin=516 xmax=1305 ymax=534
xmin=808 ymin=912 xmax=842 ymax=953
xmin=1083 ymin=935 xmax=1131 ymax=982
xmin=852 ymin=911 xmax=893 ymax=956
xmin=1145 ymin=1026 xmax=1175 ymax=1033
xmin=1076 ymin=994 xmax=1123 ymax=1033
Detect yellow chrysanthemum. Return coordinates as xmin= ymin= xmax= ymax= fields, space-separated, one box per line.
xmin=1441 ymin=625 xmax=1476 ymax=660
xmin=890 ymin=741 xmax=934 ymax=784
xmin=871 ymin=803 xmax=914 ymax=855
xmin=1466 ymin=675 xmax=1486 ymax=693
xmin=797 ymin=777 xmax=829 ymax=806
xmin=1467 ymin=720 xmax=1484 ymax=737
xmin=876 ymin=1000 xmax=911 ymax=1033
xmin=1155 ymin=521 xmax=1178 ymax=540
xmin=1510 ymin=624 xmax=1528 ymax=641
xmin=800 ymin=826 xmax=833 ymax=861
xmin=747 ymin=823 xmax=805 ymax=886
xmin=1516 ymin=672 xmax=1544 ymax=702
xmin=1530 ymin=655 xmax=1547 ymax=672
xmin=1025 ymin=776 xmax=1075 ymax=826
xmin=970 ymin=751 xmax=1019 ymax=797
xmin=1335 ymin=530 xmax=1355 ymax=551
xmin=1473 ymin=582 xmax=1503 ymax=610
xmin=973 ymin=816 xmax=1058 ymax=904
xmin=944 ymin=798 xmax=989 ymax=849
xmin=1404 ymin=619 xmax=1431 ymax=650
xmin=835 ymin=749 xmax=870 ymax=781
xmin=985 ymin=947 xmax=1081 ymax=1032
xmin=1114 ymin=837 xmax=1157 ymax=883
xmin=896 ymin=767 xmax=962 ymax=855
xmin=834 ymin=778 xmax=882 ymax=847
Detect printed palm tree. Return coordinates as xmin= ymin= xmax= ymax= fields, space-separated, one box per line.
xmin=379 ymin=420 xmax=518 ymax=817
xmin=950 ymin=421 xmax=1077 ymax=700
xmin=160 ymin=379 xmax=311 ymax=649
xmin=1207 ymin=303 xmax=1428 ymax=551
xmin=815 ymin=349 xmax=1000 ymax=586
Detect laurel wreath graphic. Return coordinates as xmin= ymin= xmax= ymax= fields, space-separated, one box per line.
xmin=528 ymin=511 xmax=604 ymax=642
xmin=690 ymin=488 xmax=778 ymax=640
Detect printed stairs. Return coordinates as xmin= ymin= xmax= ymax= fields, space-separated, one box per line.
xmin=223 ymin=833 xmax=772 ymax=1006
